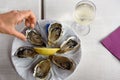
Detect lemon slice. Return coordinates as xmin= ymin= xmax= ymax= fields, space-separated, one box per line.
xmin=34 ymin=47 xmax=60 ymax=56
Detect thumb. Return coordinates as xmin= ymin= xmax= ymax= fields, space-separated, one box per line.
xmin=12 ymin=29 xmax=26 ymax=41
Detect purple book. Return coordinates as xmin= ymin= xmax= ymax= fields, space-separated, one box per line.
xmin=101 ymin=27 xmax=120 ymax=60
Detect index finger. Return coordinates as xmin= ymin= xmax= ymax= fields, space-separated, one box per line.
xmin=18 ymin=10 xmax=36 ymax=28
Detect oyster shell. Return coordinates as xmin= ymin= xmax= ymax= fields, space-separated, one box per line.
xmin=57 ymin=36 xmax=80 ymax=53
xmin=15 ymin=46 xmax=38 ymax=58
xmin=49 ymin=55 xmax=74 ymax=70
xmin=26 ymin=28 xmax=46 ymax=47
xmin=48 ymin=23 xmax=63 ymax=46
xmin=33 ymin=59 xmax=51 ymax=80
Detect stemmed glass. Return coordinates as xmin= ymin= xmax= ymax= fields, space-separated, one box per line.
xmin=72 ymin=0 xmax=96 ymax=36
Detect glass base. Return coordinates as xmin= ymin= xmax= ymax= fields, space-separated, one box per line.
xmin=71 ymin=22 xmax=90 ymax=36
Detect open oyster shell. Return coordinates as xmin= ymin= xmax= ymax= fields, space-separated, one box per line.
xmin=48 ymin=22 xmax=63 ymax=47
xmin=57 ymin=36 xmax=80 ymax=53
xmin=49 ymin=55 xmax=75 ymax=70
xmin=26 ymin=28 xmax=46 ymax=47
xmin=14 ymin=46 xmax=38 ymax=59
xmin=33 ymin=59 xmax=51 ymax=80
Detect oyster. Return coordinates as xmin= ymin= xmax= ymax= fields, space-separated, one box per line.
xmin=15 ymin=46 xmax=38 ymax=58
xmin=48 ymin=23 xmax=63 ymax=46
xmin=26 ymin=28 xmax=46 ymax=47
xmin=57 ymin=36 xmax=80 ymax=53
xmin=33 ymin=59 xmax=51 ymax=80
xmin=49 ymin=55 xmax=74 ymax=70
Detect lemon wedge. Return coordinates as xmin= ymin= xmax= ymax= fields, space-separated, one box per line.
xmin=34 ymin=47 xmax=60 ymax=56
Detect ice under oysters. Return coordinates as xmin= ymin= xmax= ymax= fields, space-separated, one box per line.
xmin=26 ymin=28 xmax=46 ymax=47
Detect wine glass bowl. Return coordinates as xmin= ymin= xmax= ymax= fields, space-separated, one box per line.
xmin=73 ymin=0 xmax=96 ymax=36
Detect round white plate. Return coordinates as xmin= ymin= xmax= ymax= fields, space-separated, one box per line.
xmin=11 ymin=20 xmax=81 ymax=80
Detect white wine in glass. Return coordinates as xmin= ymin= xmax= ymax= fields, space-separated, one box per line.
xmin=73 ymin=0 xmax=96 ymax=36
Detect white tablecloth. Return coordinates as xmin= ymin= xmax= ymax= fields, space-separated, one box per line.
xmin=0 ymin=0 xmax=120 ymax=80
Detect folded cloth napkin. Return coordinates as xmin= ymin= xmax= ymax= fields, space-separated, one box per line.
xmin=101 ymin=27 xmax=120 ymax=60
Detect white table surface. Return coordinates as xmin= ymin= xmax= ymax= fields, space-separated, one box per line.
xmin=0 ymin=0 xmax=120 ymax=80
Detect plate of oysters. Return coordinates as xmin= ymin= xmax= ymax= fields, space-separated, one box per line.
xmin=11 ymin=20 xmax=81 ymax=80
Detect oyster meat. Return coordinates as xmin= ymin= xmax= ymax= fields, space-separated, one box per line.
xmin=57 ymin=36 xmax=80 ymax=53
xmin=49 ymin=55 xmax=74 ymax=70
xmin=15 ymin=46 xmax=38 ymax=58
xmin=26 ymin=28 xmax=46 ymax=47
xmin=48 ymin=23 xmax=63 ymax=46
xmin=33 ymin=59 xmax=51 ymax=80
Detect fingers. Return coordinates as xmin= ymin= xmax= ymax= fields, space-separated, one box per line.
xmin=12 ymin=29 xmax=26 ymax=41
xmin=25 ymin=18 xmax=34 ymax=28
xmin=25 ymin=19 xmax=30 ymax=27
xmin=18 ymin=10 xmax=36 ymax=28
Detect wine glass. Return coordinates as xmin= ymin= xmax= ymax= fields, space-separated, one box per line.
xmin=72 ymin=0 xmax=96 ymax=36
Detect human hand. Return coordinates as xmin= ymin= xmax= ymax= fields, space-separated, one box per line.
xmin=0 ymin=10 xmax=36 ymax=41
